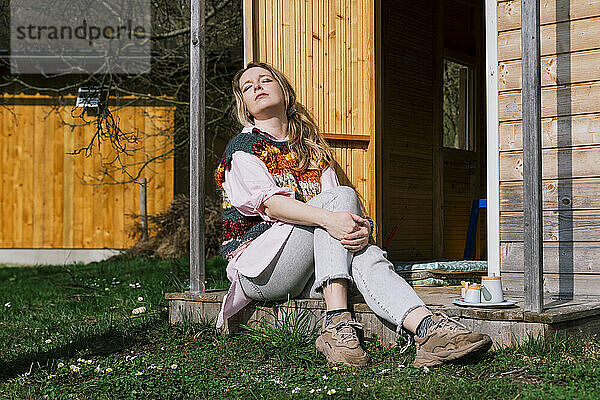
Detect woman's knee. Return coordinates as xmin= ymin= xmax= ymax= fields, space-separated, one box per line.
xmin=322 ymin=186 xmax=360 ymax=213
xmin=352 ymin=245 xmax=394 ymax=274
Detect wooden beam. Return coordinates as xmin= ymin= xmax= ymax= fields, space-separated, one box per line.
xmin=189 ymin=0 xmax=206 ymax=295
xmin=485 ymin=0 xmax=501 ymax=276
xmin=375 ymin=0 xmax=383 ymax=246
xmin=521 ymin=0 xmax=544 ymax=312
xmin=322 ymin=133 xmax=370 ymax=142
xmin=433 ymin=0 xmax=444 ymax=258
xmin=243 ymin=0 xmax=257 ymax=65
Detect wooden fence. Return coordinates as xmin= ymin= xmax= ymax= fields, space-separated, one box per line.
xmin=0 ymin=94 xmax=174 ymax=249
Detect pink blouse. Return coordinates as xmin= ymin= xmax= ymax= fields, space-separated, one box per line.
xmin=216 ymin=126 xmax=340 ymax=328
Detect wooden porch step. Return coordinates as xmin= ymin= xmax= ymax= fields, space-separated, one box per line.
xmin=165 ymin=287 xmax=600 ymax=348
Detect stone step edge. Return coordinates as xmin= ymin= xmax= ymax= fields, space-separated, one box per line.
xmin=165 ymin=290 xmax=600 ymax=324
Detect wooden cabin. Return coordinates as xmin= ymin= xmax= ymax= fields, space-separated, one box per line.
xmin=0 ymin=94 xmax=175 ymax=264
xmin=240 ymin=0 xmax=600 ymax=300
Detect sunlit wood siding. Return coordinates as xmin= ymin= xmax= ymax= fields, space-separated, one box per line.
xmin=497 ymin=0 xmax=600 ymax=297
xmin=0 ymin=94 xmax=174 ymax=249
xmin=243 ymin=0 xmax=377 ymax=224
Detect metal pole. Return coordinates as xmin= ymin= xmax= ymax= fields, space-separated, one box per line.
xmin=521 ymin=0 xmax=544 ymax=312
xmin=189 ymin=0 xmax=206 ymax=294
xmin=139 ymin=178 xmax=148 ymax=240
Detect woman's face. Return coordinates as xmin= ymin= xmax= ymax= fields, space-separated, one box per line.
xmin=239 ymin=67 xmax=286 ymax=120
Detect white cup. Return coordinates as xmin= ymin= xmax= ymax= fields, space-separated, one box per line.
xmin=481 ymin=277 xmax=504 ymax=303
xmin=460 ymin=281 xmax=469 ymax=300
xmin=464 ymin=284 xmax=481 ymax=304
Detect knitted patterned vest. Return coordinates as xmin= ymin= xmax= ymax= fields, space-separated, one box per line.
xmin=214 ymin=128 xmax=326 ymax=260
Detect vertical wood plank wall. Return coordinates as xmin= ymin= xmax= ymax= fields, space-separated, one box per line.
xmin=381 ymin=1 xmax=435 ymax=260
xmin=0 ymin=94 xmax=175 ymax=249
xmin=497 ymin=0 xmax=600 ymax=297
xmin=381 ymin=0 xmax=486 ymax=261
xmin=243 ymin=0 xmax=377 ymax=222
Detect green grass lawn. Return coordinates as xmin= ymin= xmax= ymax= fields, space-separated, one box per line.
xmin=1 ymin=256 xmax=600 ymax=399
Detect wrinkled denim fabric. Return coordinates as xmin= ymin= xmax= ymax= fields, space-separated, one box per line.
xmin=238 ymin=185 xmax=426 ymax=331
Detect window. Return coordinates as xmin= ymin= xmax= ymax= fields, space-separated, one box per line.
xmin=443 ymin=59 xmax=473 ymax=151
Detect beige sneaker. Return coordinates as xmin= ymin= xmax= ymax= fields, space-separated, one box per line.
xmin=413 ymin=312 xmax=492 ymax=368
xmin=315 ymin=311 xmax=370 ymax=367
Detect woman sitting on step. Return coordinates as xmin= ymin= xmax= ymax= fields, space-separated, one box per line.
xmin=214 ymin=62 xmax=492 ymax=367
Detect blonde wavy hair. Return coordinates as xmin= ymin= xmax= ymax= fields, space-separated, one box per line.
xmin=232 ymin=62 xmax=334 ymax=171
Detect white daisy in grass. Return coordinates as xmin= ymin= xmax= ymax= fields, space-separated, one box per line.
xmin=135 ymin=371 xmax=143 ymax=376
xmin=105 ymin=367 xmax=113 ymax=373
xmin=4 ymin=302 xmax=11 ymax=308
xmin=94 ymin=366 xmax=102 ymax=373
xmin=171 ymin=364 xmax=178 ymax=369
xmin=291 ymin=387 xmax=300 ymax=394
xmin=57 ymin=362 xmax=64 ymax=368
xmin=69 ymin=365 xmax=80 ymax=373
xmin=45 ymin=339 xmax=52 ymax=344
xmin=327 ymin=388 xmax=336 ymax=395
xmin=346 ymin=388 xmax=352 ymax=392
xmin=138 ymin=296 xmax=144 ymax=302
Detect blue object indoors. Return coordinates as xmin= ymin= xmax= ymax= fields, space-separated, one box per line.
xmin=463 ymin=199 xmax=487 ymax=260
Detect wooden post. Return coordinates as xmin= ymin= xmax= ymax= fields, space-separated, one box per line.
xmin=139 ymin=178 xmax=148 ymax=240
xmin=189 ymin=0 xmax=206 ymax=295
xmin=521 ymin=0 xmax=543 ymax=312
xmin=432 ymin=0 xmax=444 ymax=259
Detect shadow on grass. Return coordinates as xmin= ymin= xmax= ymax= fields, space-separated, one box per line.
xmin=0 ymin=312 xmax=165 ymax=381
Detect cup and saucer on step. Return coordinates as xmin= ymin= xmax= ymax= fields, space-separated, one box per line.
xmin=453 ymin=277 xmax=518 ymax=308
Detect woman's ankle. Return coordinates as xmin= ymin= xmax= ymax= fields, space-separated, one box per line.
xmin=322 ymin=279 xmax=348 ymax=310
xmin=402 ymin=306 xmax=433 ymax=334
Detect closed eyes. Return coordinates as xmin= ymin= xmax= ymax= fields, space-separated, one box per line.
xmin=242 ymin=77 xmax=272 ymax=92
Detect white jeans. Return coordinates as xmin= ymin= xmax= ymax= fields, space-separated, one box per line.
xmin=238 ymin=186 xmax=426 ymax=330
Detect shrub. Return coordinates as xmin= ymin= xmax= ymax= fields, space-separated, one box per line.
xmin=127 ymin=194 xmax=222 ymax=259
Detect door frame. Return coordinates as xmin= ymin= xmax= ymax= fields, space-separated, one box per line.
xmin=484 ymin=0 xmax=500 ymax=276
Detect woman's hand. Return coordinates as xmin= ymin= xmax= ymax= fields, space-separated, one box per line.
xmin=340 ymin=214 xmax=371 ymax=252
xmin=322 ymin=211 xmax=362 ymax=241
xmin=322 ymin=211 xmax=370 ymax=252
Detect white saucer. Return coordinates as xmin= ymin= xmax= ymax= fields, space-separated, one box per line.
xmin=452 ymin=299 xmax=518 ymax=308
